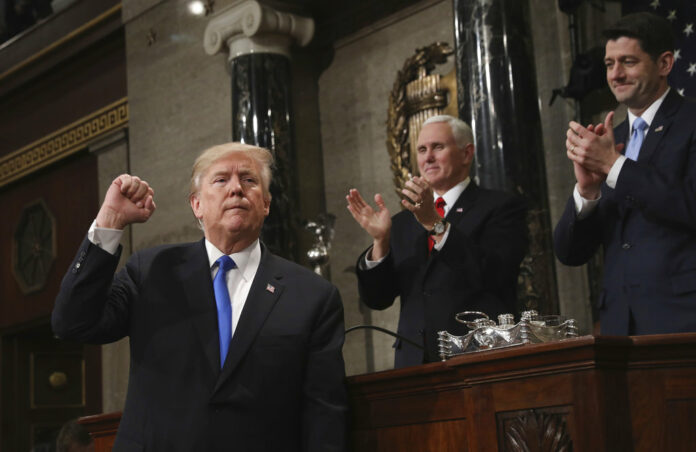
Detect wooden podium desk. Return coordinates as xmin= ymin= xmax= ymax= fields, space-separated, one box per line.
xmin=348 ymin=333 xmax=696 ymax=452
xmin=80 ymin=333 xmax=696 ymax=451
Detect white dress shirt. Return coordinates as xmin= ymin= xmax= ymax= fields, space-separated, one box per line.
xmin=204 ymin=239 xmax=260 ymax=337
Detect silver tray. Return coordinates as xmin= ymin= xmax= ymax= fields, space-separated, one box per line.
xmin=437 ymin=310 xmax=579 ymax=360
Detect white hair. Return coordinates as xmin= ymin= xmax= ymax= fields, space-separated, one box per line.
xmin=423 ymin=115 xmax=474 ymax=149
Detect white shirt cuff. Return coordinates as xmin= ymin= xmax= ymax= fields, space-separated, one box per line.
xmin=364 ymin=247 xmax=387 ymax=269
xmin=87 ymin=219 xmax=123 ymax=255
xmin=573 ymin=184 xmax=601 ymax=220
xmin=606 ymin=155 xmax=627 ymax=189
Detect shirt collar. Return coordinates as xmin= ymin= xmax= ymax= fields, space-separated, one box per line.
xmin=434 ymin=177 xmax=470 ymax=213
xmin=205 ymin=238 xmax=261 ymax=283
xmin=628 ymin=87 xmax=669 ymax=131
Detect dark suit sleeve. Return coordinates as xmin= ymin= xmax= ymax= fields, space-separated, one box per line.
xmin=355 ymin=248 xmax=399 ymax=310
xmin=302 ymin=285 xmax=348 ymax=452
xmin=52 ymin=237 xmax=135 ymax=344
xmin=553 ymin=195 xmax=604 ymax=266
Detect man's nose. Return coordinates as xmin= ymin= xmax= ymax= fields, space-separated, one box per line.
xmin=228 ymin=176 xmax=243 ymax=195
xmin=607 ymin=64 xmax=623 ymax=80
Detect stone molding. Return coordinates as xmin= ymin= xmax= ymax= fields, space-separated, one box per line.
xmin=203 ymin=0 xmax=314 ymax=59
xmin=0 ymin=98 xmax=128 ymax=188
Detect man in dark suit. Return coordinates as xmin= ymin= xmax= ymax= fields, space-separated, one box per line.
xmin=346 ymin=115 xmax=528 ymax=368
xmin=52 ymin=143 xmax=347 ymax=451
xmin=554 ymin=12 xmax=696 ymax=335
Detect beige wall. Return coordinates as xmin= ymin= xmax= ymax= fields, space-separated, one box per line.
xmin=124 ymin=0 xmax=235 ymax=252
xmin=527 ymin=0 xmax=594 ymax=333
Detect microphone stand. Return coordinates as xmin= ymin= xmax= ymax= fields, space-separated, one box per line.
xmin=345 ymin=325 xmax=425 ymax=350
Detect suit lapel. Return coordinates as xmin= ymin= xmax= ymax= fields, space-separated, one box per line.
xmin=612 ymin=119 xmax=630 ymax=218
xmin=175 ymin=239 xmax=220 ymax=375
xmin=445 ymin=182 xmax=479 ymax=226
xmin=214 ymin=245 xmax=283 ymax=393
xmin=615 ymin=119 xmax=629 ymax=152
xmin=638 ymin=89 xmax=681 ymax=164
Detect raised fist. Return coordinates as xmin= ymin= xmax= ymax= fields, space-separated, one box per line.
xmin=96 ymin=174 xmax=156 ymax=230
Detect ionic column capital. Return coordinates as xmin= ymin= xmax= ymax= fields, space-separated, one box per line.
xmin=203 ymin=0 xmax=314 ymax=59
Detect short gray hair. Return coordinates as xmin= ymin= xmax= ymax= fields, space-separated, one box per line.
xmin=423 ymin=115 xmax=474 ymax=149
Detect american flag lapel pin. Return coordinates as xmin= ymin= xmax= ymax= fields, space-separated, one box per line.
xmin=456 ymin=207 xmax=463 ymax=212
xmin=654 ymin=125 xmax=664 ymax=132
xmin=266 ymin=283 xmax=275 ymax=294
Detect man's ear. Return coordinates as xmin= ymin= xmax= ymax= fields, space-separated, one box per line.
xmin=190 ymin=194 xmax=201 ymax=219
xmin=263 ymin=193 xmax=272 ymax=217
xmin=463 ymin=143 xmax=475 ymax=165
xmin=657 ymin=50 xmax=674 ymax=77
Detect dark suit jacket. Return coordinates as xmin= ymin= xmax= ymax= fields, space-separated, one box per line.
xmin=554 ymin=89 xmax=696 ymax=335
xmin=356 ymin=182 xmax=528 ymax=368
xmin=52 ymin=238 xmax=347 ymax=452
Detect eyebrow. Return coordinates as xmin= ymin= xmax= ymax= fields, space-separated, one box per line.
xmin=209 ymin=167 xmax=258 ymax=179
xmin=418 ymin=140 xmax=445 ymax=147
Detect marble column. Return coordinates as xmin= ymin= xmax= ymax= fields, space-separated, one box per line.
xmin=453 ymin=0 xmax=558 ymax=315
xmin=204 ymin=1 xmax=314 ymax=260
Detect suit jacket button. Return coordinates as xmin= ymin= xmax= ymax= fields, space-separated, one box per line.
xmin=622 ymin=243 xmax=631 ymax=249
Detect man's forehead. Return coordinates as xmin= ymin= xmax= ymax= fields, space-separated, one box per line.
xmin=417 ymin=123 xmax=455 ymax=144
xmin=208 ymin=154 xmax=259 ymax=173
xmin=605 ymin=36 xmax=644 ymax=55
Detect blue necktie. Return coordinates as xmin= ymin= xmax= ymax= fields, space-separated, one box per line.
xmin=213 ymin=255 xmax=235 ymax=368
xmin=625 ymin=117 xmax=648 ymax=161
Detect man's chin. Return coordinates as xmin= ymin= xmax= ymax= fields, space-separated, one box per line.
xmin=611 ymin=87 xmax=634 ymax=104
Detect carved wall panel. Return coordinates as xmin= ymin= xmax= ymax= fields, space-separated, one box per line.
xmin=497 ymin=407 xmax=573 ymax=452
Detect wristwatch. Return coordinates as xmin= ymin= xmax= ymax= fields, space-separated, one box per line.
xmin=429 ymin=218 xmax=448 ymax=235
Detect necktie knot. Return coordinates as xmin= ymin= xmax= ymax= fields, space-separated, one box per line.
xmin=216 ymin=255 xmax=236 ymax=274
xmin=633 ymin=117 xmax=648 ymax=134
xmin=435 ymin=197 xmax=446 ymax=217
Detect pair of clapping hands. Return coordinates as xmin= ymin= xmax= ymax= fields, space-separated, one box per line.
xmin=565 ymin=111 xmax=625 ymax=200
xmin=346 ymin=175 xmax=444 ymax=259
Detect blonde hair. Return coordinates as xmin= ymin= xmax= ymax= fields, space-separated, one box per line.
xmin=189 ymin=142 xmax=274 ymax=199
